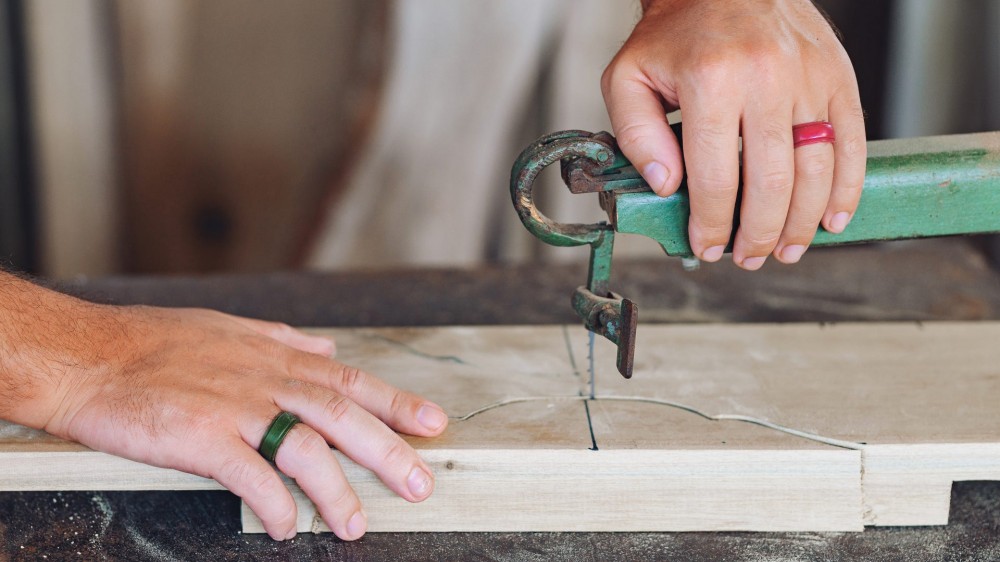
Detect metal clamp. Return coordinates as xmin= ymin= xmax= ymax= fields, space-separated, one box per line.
xmin=510 ymin=130 xmax=637 ymax=378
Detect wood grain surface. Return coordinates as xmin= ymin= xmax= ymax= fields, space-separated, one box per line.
xmin=2 ymin=323 xmax=997 ymax=533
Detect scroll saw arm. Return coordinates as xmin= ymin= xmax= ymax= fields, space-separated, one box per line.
xmin=511 ymin=124 xmax=1000 ymax=379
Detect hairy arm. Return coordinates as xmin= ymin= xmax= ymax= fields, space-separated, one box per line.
xmin=0 ymin=272 xmax=125 ymax=429
xmin=0 ymin=271 xmax=447 ymax=541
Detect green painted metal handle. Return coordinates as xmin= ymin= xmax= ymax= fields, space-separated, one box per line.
xmin=612 ymin=132 xmax=1000 ymax=256
xmin=510 ymin=128 xmax=1000 ymax=380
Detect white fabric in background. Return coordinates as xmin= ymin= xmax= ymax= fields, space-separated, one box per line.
xmin=885 ymin=0 xmax=1000 ymax=137
xmin=307 ymin=0 xmax=641 ymax=269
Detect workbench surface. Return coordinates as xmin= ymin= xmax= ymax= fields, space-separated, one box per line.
xmin=5 ymin=238 xmax=1000 ymax=561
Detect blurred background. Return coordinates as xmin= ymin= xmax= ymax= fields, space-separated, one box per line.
xmin=1 ymin=0 xmax=998 ymax=279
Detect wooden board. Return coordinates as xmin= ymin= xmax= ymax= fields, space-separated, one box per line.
xmin=578 ymin=322 xmax=1000 ymax=527
xmin=1 ymin=323 xmax=998 ymax=533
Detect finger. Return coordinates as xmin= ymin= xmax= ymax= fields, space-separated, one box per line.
xmin=824 ymin=87 xmax=867 ymax=233
xmin=678 ymin=88 xmax=742 ymax=261
xmin=207 ymin=440 xmax=297 ymax=541
xmin=226 ymin=315 xmax=336 ymax=357
xmin=601 ymin=64 xmax=684 ymax=196
xmin=733 ymin=101 xmax=795 ymax=270
xmin=275 ymin=384 xmax=435 ymax=504
xmin=273 ymin=423 xmax=366 ymax=541
xmin=296 ymin=354 xmax=448 ymax=437
xmin=774 ymin=111 xmax=835 ymax=264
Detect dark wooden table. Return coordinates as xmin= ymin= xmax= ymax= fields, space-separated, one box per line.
xmin=4 ymin=238 xmax=1000 ymax=561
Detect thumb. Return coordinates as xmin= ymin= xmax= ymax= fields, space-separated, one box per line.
xmin=601 ymin=73 xmax=684 ymax=197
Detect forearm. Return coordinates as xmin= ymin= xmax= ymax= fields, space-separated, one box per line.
xmin=0 ymin=271 xmax=449 ymax=541
xmin=0 ymin=271 xmax=122 ymax=430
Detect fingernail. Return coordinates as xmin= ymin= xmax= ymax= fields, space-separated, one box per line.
xmin=779 ymin=245 xmax=806 ymax=263
xmin=346 ymin=510 xmax=367 ymax=539
xmin=642 ymin=162 xmax=670 ymax=194
xmin=702 ymin=245 xmax=725 ymax=262
xmin=407 ymin=467 xmax=432 ymax=498
xmin=741 ymin=256 xmax=766 ymax=270
xmin=284 ymin=528 xmax=296 ymax=540
xmin=417 ymin=404 xmax=448 ymax=432
xmin=829 ymin=212 xmax=851 ymax=233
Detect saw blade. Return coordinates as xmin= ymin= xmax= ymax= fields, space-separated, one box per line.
xmin=587 ymin=330 xmax=596 ymax=399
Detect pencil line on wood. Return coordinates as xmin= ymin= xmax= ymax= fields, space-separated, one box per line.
xmin=357 ymin=331 xmax=470 ymax=365
xmin=450 ymin=394 xmax=864 ymax=451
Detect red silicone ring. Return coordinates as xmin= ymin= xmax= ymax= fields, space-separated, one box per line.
xmin=792 ymin=121 xmax=836 ymax=148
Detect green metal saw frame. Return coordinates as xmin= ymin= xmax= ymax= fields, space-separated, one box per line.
xmin=511 ymin=124 xmax=1000 ymax=379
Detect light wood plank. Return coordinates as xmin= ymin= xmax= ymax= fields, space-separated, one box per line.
xmin=579 ymin=321 xmax=1000 ymax=526
xmin=242 ymin=446 xmax=861 ymax=533
xmin=247 ymin=327 xmax=862 ymax=532
xmin=0 ymin=423 xmax=220 ymax=491
xmin=2 ymin=323 xmax=998 ymax=532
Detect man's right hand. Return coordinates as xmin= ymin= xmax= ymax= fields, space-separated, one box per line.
xmin=602 ymin=0 xmax=866 ymax=269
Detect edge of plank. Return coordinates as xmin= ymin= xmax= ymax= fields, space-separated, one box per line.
xmin=241 ymin=448 xmax=864 ymax=533
xmin=863 ymin=443 xmax=1000 ymax=526
xmin=0 ymin=451 xmax=221 ymax=491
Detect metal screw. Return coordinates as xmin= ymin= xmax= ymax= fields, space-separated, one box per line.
xmin=681 ymin=257 xmax=701 ymax=271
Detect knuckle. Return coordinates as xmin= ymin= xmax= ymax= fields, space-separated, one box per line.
xmin=600 ymin=57 xmax=639 ymax=98
xmin=839 ymin=134 xmax=867 ymax=161
xmin=745 ymin=41 xmax=792 ymax=70
xmin=613 ymin=121 xmax=658 ymax=153
xmin=839 ymin=99 xmax=866 ymax=122
xmin=783 ymin=233 xmax=816 ymax=249
xmin=755 ymin=168 xmax=794 ymax=194
xmin=380 ymin=439 xmax=414 ymax=469
xmin=742 ymin=227 xmax=783 ymax=248
xmin=758 ymin=123 xmax=791 ymax=149
xmin=600 ymin=63 xmax=616 ymax=95
xmin=782 ymin=218 xmax=822 ymax=239
xmin=292 ymin=431 xmax=329 ymax=459
xmin=387 ymin=390 xmax=408 ymax=419
xmin=334 ymin=365 xmax=366 ymax=396
xmin=273 ymin=503 xmax=297 ymax=532
xmin=687 ymin=120 xmax=730 ymax=154
xmin=688 ymin=224 xmax=734 ymax=250
xmin=685 ymin=52 xmax=736 ymax=91
xmin=218 ymin=457 xmax=283 ymax=501
xmin=330 ymin=485 xmax=359 ymax=512
xmin=687 ymin=173 xmax=736 ymax=199
xmin=689 ymin=213 xmax=733 ymax=237
xmin=324 ymin=394 xmax=354 ymax=425
xmin=248 ymin=468 xmax=283 ymax=499
xmin=215 ymin=456 xmax=248 ymax=486
xmin=798 ymin=155 xmax=834 ymax=180
xmin=834 ymin=175 xmax=865 ymax=198
xmin=692 ymin=235 xmax=732 ymax=252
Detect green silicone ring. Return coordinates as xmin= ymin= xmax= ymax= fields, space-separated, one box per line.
xmin=258 ymin=412 xmax=300 ymax=463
